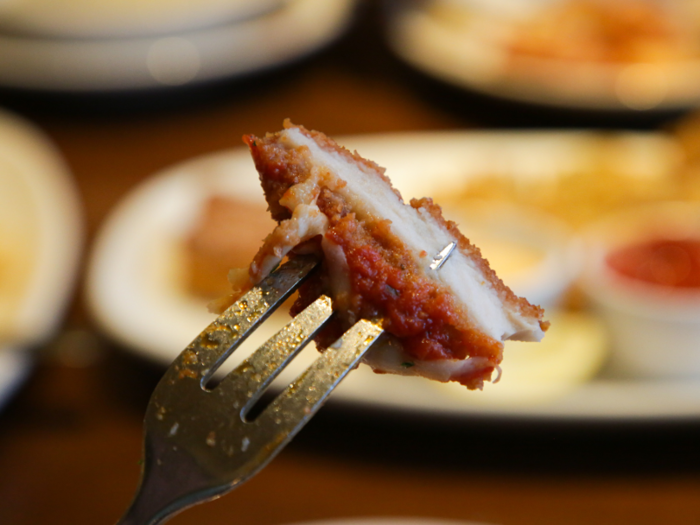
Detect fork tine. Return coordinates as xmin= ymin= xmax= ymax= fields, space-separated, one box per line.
xmin=253 ymin=319 xmax=384 ymax=437
xmin=180 ymin=255 xmax=319 ymax=386
xmin=214 ymin=295 xmax=334 ymax=418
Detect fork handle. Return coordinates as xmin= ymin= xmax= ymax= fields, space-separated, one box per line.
xmin=116 ymin=434 xmax=223 ymax=525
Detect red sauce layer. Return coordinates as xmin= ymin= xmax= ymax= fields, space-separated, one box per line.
xmin=292 ymin=211 xmax=502 ymax=366
xmin=607 ymin=238 xmax=700 ymax=288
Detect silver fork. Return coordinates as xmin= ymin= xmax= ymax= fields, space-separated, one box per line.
xmin=117 ymin=254 xmax=384 ymax=525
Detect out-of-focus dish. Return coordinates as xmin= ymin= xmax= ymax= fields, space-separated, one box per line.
xmin=387 ymin=0 xmax=700 ymax=111
xmin=582 ymin=202 xmax=700 ymax=379
xmin=0 ymin=0 xmax=355 ymax=91
xmin=0 ymin=109 xmax=83 ymax=406
xmin=0 ymin=0 xmax=284 ymax=39
xmin=86 ymin=129 xmax=700 ymax=421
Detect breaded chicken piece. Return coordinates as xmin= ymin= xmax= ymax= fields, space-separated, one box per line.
xmin=231 ymin=121 xmax=547 ymax=390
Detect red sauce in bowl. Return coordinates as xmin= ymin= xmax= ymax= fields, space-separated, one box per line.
xmin=606 ymin=239 xmax=700 ymax=288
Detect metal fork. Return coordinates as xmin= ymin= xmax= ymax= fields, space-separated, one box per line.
xmin=117 ymin=254 xmax=384 ymax=525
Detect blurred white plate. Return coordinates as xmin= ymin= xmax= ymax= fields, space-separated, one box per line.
xmin=0 ymin=109 xmax=83 ymax=406
xmin=0 ymin=0 xmax=355 ymax=91
xmin=387 ymin=2 xmax=700 ymax=112
xmin=87 ymin=130 xmax=700 ymax=422
xmin=0 ymin=0 xmax=284 ymax=39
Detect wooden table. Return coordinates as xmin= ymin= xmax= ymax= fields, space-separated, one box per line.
xmin=1 ymin=3 xmax=700 ymax=524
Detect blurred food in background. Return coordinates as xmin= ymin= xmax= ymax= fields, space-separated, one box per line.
xmin=501 ymin=0 xmax=698 ymax=64
xmin=606 ymin=237 xmax=700 ymax=290
xmin=439 ymin=132 xmax=688 ymax=228
xmin=581 ymin=202 xmax=700 ymax=379
xmin=387 ymin=0 xmax=700 ymax=110
xmin=453 ymin=168 xmax=681 ymax=227
xmin=183 ymin=196 xmax=274 ymax=299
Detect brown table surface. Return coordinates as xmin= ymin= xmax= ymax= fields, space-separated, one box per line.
xmin=1 ymin=4 xmax=700 ymax=525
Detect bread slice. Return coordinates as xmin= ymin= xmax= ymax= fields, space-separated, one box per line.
xmin=234 ymin=121 xmax=547 ymax=389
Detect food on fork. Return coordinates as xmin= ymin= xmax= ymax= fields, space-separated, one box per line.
xmin=218 ymin=121 xmax=548 ymax=390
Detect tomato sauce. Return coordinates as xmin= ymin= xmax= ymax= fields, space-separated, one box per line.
xmin=606 ymin=238 xmax=700 ymax=288
xmin=318 ymin=214 xmax=502 ymax=364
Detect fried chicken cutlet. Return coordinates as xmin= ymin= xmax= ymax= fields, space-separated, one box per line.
xmin=225 ymin=121 xmax=548 ymax=390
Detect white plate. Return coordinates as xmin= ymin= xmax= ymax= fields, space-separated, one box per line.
xmin=0 ymin=109 xmax=83 ymax=406
xmin=86 ymin=130 xmax=700 ymax=423
xmin=386 ymin=2 xmax=700 ymax=112
xmin=0 ymin=0 xmax=355 ymax=91
xmin=0 ymin=0 xmax=284 ymax=39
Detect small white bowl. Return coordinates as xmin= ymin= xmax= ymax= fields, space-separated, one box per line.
xmin=443 ymin=199 xmax=580 ymax=310
xmin=581 ymin=201 xmax=700 ymax=379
